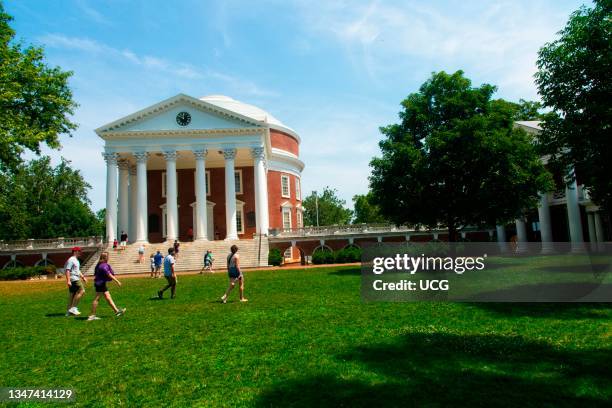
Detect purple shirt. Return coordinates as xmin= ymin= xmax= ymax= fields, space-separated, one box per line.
xmin=94 ymin=262 xmax=114 ymax=286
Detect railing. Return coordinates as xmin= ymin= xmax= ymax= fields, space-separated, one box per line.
xmin=550 ymin=184 xmax=591 ymax=204
xmin=268 ymin=224 xmax=418 ymax=238
xmin=0 ymin=236 xmax=104 ymax=251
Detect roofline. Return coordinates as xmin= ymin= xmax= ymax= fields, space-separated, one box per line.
xmin=95 ymin=93 xmax=267 ymax=136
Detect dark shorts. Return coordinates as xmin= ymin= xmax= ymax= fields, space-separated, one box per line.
xmin=94 ymin=282 xmax=108 ymax=293
xmin=69 ymin=280 xmax=84 ymax=294
xmin=228 ymin=267 xmax=241 ymax=279
xmin=165 ymin=276 xmax=176 ymax=286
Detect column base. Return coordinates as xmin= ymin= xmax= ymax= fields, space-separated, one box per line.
xmin=570 ymin=242 xmax=587 ymax=253
xmin=195 ymin=237 xmax=209 ymax=242
xmin=540 ymin=242 xmax=555 ymax=255
xmin=224 ymin=236 xmax=239 ymax=241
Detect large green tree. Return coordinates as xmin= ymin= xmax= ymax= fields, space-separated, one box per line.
xmin=0 ymin=157 xmax=102 ymax=240
xmin=0 ymin=2 xmax=77 ymax=172
xmin=535 ymin=0 xmax=612 ymax=213
xmin=352 ymin=193 xmax=387 ymax=224
xmin=302 ymin=187 xmax=353 ymax=227
xmin=369 ymin=71 xmax=552 ymax=241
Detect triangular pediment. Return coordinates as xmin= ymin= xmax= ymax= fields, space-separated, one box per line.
xmin=96 ymin=94 xmax=265 ymax=135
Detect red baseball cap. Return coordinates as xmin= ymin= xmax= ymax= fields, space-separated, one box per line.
xmin=72 ymin=246 xmax=82 ymax=252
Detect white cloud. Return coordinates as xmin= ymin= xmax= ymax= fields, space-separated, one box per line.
xmin=295 ymin=0 xmax=577 ymax=100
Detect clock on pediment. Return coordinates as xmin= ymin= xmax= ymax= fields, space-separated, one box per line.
xmin=176 ymin=111 xmax=191 ymax=126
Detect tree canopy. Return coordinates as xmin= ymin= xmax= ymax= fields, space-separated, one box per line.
xmin=0 ymin=3 xmax=77 ymax=172
xmin=369 ymin=70 xmax=552 ymax=241
xmin=302 ymin=187 xmax=353 ymax=227
xmin=535 ymin=0 xmax=612 ymax=213
xmin=352 ymin=193 xmax=387 ymax=224
xmin=0 ymin=157 xmax=102 ymax=240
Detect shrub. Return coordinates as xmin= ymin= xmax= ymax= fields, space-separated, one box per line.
xmin=335 ymin=246 xmax=362 ymax=263
xmin=312 ymin=249 xmax=335 ymax=265
xmin=0 ymin=266 xmax=49 ymax=280
xmin=268 ymin=248 xmax=283 ymax=266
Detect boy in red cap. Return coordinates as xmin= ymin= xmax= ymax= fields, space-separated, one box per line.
xmin=65 ymin=247 xmax=87 ymax=316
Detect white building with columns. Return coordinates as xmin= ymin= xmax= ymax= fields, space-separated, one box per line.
xmin=96 ymin=94 xmax=305 ymax=244
xmin=497 ymin=121 xmax=609 ymax=252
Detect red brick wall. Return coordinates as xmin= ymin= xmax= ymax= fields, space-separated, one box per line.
xmin=147 ymin=166 xmax=256 ymax=242
xmin=267 ymin=170 xmax=302 ymax=231
xmin=270 ymin=130 xmax=299 ymax=156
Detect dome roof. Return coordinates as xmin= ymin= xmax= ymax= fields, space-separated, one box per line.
xmin=200 ymin=94 xmax=297 ymax=137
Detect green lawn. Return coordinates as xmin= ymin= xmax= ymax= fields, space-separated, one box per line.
xmin=0 ymin=266 xmax=610 ymax=407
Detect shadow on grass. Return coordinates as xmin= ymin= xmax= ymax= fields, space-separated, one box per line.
xmin=327 ymin=267 xmax=361 ymax=276
xmin=473 ymin=302 xmax=612 ymax=319
xmin=255 ymin=332 xmax=611 ymax=407
xmin=45 ymin=313 xmax=66 ymax=318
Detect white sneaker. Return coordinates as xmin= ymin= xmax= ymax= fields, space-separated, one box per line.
xmin=115 ymin=308 xmax=126 ymax=316
xmin=71 ymin=307 xmax=81 ymax=316
xmin=87 ymin=315 xmax=101 ymax=321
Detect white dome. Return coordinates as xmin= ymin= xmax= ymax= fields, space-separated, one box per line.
xmin=199 ymin=94 xmax=296 ymax=135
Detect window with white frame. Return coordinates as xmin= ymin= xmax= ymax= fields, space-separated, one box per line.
xmin=282 ymin=208 xmax=292 ymax=229
xmin=281 ymin=174 xmax=290 ymax=198
xmin=193 ymin=170 xmax=211 ymax=196
xmin=296 ymin=209 xmax=303 ymax=228
xmin=235 ymin=170 xmax=243 ymax=194
xmin=295 ymin=178 xmax=301 ymax=201
xmin=235 ymin=200 xmax=245 ymax=234
xmin=162 ymin=172 xmax=166 ymax=197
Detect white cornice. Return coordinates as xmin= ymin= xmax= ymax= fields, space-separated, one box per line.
xmin=95 ymin=94 xmax=266 ymax=136
xmin=99 ymin=127 xmax=265 ymax=141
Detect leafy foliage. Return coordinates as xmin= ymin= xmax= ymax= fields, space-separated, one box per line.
xmin=0 ymin=156 xmax=102 ymax=240
xmin=268 ymin=248 xmax=283 ymax=266
xmin=302 ymin=187 xmax=353 ymax=226
xmin=0 ymin=3 xmax=77 ymax=172
xmin=352 ymin=193 xmax=387 ymax=224
xmin=311 ymin=248 xmax=335 ymax=265
xmin=369 ymin=71 xmax=552 ymax=240
xmin=535 ymin=0 xmax=612 ymax=213
xmin=0 ymin=265 xmax=55 ymax=280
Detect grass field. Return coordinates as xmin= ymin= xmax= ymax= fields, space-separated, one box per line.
xmin=0 ymin=266 xmax=610 ymax=407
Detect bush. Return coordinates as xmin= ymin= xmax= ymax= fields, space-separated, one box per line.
xmin=0 ymin=266 xmax=50 ymax=280
xmin=335 ymin=246 xmax=362 ymax=263
xmin=312 ymin=249 xmax=335 ymax=265
xmin=268 ymin=248 xmax=283 ymax=266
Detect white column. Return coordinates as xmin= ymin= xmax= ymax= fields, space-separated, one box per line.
xmin=515 ymin=218 xmax=528 ymax=253
xmin=496 ymin=224 xmax=508 ymax=253
xmin=223 ymin=148 xmax=238 ymax=240
xmin=103 ymin=152 xmax=118 ymax=244
xmin=194 ymin=149 xmax=208 ymax=240
xmin=117 ymin=160 xmax=130 ymax=239
xmin=128 ymin=166 xmax=137 ymax=243
xmin=587 ymin=212 xmax=597 ymax=251
xmin=163 ymin=150 xmax=179 ymax=242
xmin=594 ymin=212 xmax=605 ymax=250
xmin=134 ymin=152 xmax=149 ymax=243
xmin=251 ymin=147 xmax=269 ymax=235
xmin=538 ymin=192 xmax=554 ymax=254
xmin=565 ymin=175 xmax=585 ymax=252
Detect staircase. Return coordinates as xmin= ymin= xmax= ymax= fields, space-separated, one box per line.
xmin=85 ymin=237 xmax=269 ymax=275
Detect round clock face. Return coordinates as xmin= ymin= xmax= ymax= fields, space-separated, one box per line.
xmin=176 ymin=111 xmax=191 ymax=126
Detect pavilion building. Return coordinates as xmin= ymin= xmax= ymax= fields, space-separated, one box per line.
xmin=96 ymin=94 xmax=304 ymax=244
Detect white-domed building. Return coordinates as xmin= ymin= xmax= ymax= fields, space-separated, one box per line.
xmin=96 ymin=93 xmax=304 ymax=243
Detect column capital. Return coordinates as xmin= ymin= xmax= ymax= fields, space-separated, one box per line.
xmin=133 ymin=151 xmax=149 ymax=163
xmin=129 ymin=165 xmax=137 ymax=176
xmin=162 ymin=150 xmax=179 ymax=161
xmin=250 ymin=146 xmax=265 ymax=160
xmin=102 ymin=152 xmax=119 ymax=164
xmin=117 ymin=159 xmax=131 ymax=171
xmin=193 ymin=149 xmax=208 ymax=160
xmin=222 ymin=148 xmax=237 ymax=160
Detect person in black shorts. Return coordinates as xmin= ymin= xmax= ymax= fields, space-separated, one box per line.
xmin=220 ymin=245 xmax=247 ymax=303
xmin=173 ymin=240 xmax=180 ymax=259
xmin=87 ymin=252 xmax=125 ymax=320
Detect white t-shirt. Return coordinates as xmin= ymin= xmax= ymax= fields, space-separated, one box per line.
xmin=65 ymin=256 xmax=81 ymax=282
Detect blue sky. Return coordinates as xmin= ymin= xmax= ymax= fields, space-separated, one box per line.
xmin=6 ymin=0 xmax=588 ymax=211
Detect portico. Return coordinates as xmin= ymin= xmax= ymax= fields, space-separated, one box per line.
xmin=97 ymin=94 xmax=304 ymax=244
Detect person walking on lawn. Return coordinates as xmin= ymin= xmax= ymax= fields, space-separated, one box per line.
xmin=220 ymin=245 xmax=247 ymax=304
xmin=87 ymin=252 xmax=126 ymax=320
xmin=158 ymin=247 xmax=177 ymax=299
xmin=65 ymin=247 xmax=87 ymax=316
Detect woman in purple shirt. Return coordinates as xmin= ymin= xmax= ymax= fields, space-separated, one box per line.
xmin=87 ymin=252 xmax=126 ymax=321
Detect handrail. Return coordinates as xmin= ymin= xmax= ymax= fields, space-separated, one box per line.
xmin=0 ymin=236 xmax=105 ymax=251
xmin=269 ymin=224 xmax=418 ymax=238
